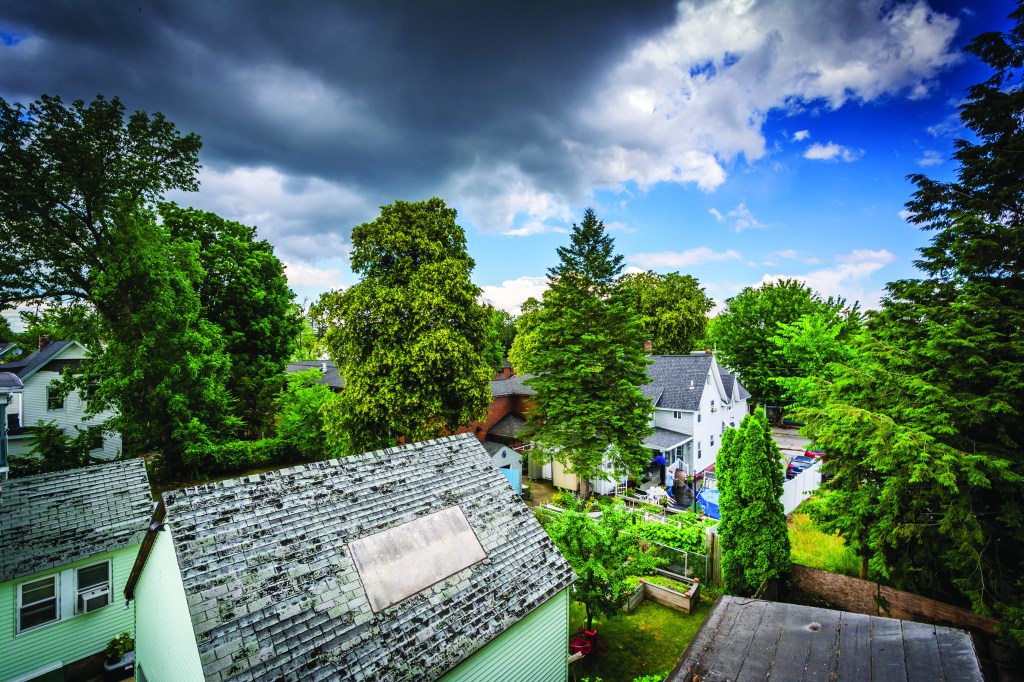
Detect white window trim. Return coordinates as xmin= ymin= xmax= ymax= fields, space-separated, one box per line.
xmin=16 ymin=573 xmax=60 ymax=635
xmin=15 ymin=559 xmax=112 ymax=635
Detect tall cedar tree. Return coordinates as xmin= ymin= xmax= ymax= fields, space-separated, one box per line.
xmin=615 ymin=270 xmax=714 ymax=354
xmin=793 ymin=3 xmax=1024 ymax=644
xmin=709 ymin=279 xmax=849 ymax=414
xmin=523 ymin=209 xmax=652 ymax=498
xmin=160 ymin=203 xmax=300 ymax=438
xmin=717 ymin=411 xmax=790 ymax=596
xmin=314 ymin=198 xmax=492 ymax=452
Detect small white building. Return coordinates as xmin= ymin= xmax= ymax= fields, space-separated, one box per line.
xmin=0 ymin=338 xmax=121 ymax=462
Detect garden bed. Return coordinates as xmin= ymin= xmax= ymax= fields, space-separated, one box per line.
xmin=623 ymin=574 xmax=701 ymax=615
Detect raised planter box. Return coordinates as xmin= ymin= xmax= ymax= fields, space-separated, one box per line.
xmin=623 ymin=578 xmax=700 ymax=615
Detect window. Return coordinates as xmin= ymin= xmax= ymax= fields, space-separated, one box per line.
xmin=711 ymin=435 xmax=715 ymax=446
xmin=76 ymin=561 xmax=110 ymax=614
xmin=90 ymin=431 xmax=104 ymax=451
xmin=697 ymin=443 xmax=702 ymax=460
xmin=46 ymin=387 xmax=64 ymax=411
xmin=18 ymin=575 xmax=59 ymax=633
xmin=706 ymin=375 xmax=710 ymax=385
xmin=672 ymin=410 xmax=681 ymax=419
xmin=697 ymin=413 xmax=701 ymax=423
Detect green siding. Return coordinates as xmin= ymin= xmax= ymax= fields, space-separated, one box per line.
xmin=0 ymin=545 xmax=138 ymax=680
xmin=133 ymin=530 xmax=204 ymax=681
xmin=441 ymin=588 xmax=569 ymax=682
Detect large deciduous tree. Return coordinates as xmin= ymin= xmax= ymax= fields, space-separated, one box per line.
xmin=709 ymin=279 xmax=849 ymax=413
xmin=791 ymin=4 xmax=1024 ymax=644
xmin=160 ymin=203 xmax=300 ymax=437
xmin=615 ymin=270 xmax=714 ymax=354
xmin=314 ymin=198 xmax=492 ymax=452
xmin=522 ymin=209 xmax=652 ymax=498
xmin=717 ymin=411 xmax=789 ymax=596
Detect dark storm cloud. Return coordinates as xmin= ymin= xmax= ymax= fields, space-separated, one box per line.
xmin=0 ymin=0 xmax=678 ymax=253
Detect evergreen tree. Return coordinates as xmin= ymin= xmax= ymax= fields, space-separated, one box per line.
xmin=314 ymin=198 xmax=492 ymax=452
xmin=615 ymin=270 xmax=714 ymax=354
xmin=791 ymin=4 xmax=1024 ymax=644
xmin=717 ymin=411 xmax=790 ymax=595
xmin=523 ymin=208 xmax=652 ymax=498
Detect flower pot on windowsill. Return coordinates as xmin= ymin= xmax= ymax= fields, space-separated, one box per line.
xmin=103 ymin=650 xmax=134 ymax=680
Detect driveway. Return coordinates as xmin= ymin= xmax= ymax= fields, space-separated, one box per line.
xmin=772 ymin=426 xmax=811 ymax=463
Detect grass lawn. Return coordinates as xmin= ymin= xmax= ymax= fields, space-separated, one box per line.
xmin=568 ymin=597 xmax=712 ymax=682
xmin=788 ymin=512 xmax=861 ymax=577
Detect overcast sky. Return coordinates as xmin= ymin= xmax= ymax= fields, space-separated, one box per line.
xmin=0 ymin=0 xmax=1014 ymax=320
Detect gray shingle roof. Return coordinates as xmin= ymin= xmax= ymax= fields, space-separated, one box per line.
xmin=717 ymin=368 xmax=751 ymax=402
xmin=0 ymin=371 xmax=23 ymax=391
xmin=488 ymin=412 xmax=526 ymax=438
xmin=0 ymin=340 xmax=76 ymax=380
xmin=479 ymin=440 xmax=505 ymax=455
xmin=0 ymin=458 xmax=152 ymax=582
xmin=668 ymin=596 xmax=983 ymax=682
xmin=646 ymin=354 xmax=713 ymax=411
xmin=489 ymin=374 xmax=535 ymax=397
xmin=162 ymin=433 xmax=575 ymax=682
xmin=286 ymin=361 xmax=344 ymax=390
xmin=643 ymin=427 xmax=692 ymax=450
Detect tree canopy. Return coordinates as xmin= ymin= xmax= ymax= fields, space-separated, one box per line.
xmin=314 ymin=198 xmax=492 ymax=452
xmin=789 ymin=3 xmax=1024 ymax=645
xmin=520 ymin=208 xmax=652 ymax=498
xmin=717 ymin=411 xmax=790 ymax=595
xmin=615 ymin=270 xmax=714 ymax=354
xmin=709 ymin=279 xmax=852 ymax=410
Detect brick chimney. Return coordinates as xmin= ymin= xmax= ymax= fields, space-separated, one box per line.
xmin=705 ymin=348 xmax=712 ymax=355
xmin=643 ymin=340 xmax=653 ymax=353
xmin=38 ymin=334 xmax=51 ymax=351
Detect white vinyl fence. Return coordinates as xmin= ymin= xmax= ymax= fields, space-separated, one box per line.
xmin=781 ymin=462 xmax=822 ymax=514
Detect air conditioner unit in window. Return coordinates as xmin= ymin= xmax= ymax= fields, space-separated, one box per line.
xmin=710 ymin=407 xmax=717 ymax=413
xmin=78 ymin=587 xmax=110 ymax=613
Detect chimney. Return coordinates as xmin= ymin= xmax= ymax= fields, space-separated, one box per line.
xmin=320 ymin=362 xmax=328 ymax=374
xmin=705 ymin=348 xmax=712 ymax=355
xmin=689 ymin=379 xmax=695 ymax=389
xmin=38 ymin=334 xmax=51 ymax=351
xmin=643 ymin=340 xmax=653 ymax=353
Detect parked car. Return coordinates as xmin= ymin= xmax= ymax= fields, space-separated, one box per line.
xmin=804 ymin=450 xmax=825 ymax=458
xmin=786 ymin=455 xmax=817 ymax=480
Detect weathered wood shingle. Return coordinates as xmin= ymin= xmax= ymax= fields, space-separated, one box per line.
xmin=0 ymin=458 xmax=152 ymax=581
xmin=163 ymin=433 xmax=575 ymax=682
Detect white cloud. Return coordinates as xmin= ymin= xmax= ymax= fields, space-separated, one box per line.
xmin=629 ymin=247 xmax=742 ymax=269
xmin=605 ymin=220 xmax=635 ymax=233
xmin=479 ymin=276 xmax=550 ymax=315
xmin=917 ymin=149 xmax=944 ymax=166
xmin=899 ymin=209 xmax=915 ymax=221
xmin=771 ymin=249 xmax=799 ymax=260
xmin=283 ymin=261 xmax=347 ymax=292
xmin=453 ymin=0 xmax=959 ymax=233
xmin=712 ymin=202 xmax=766 ymax=232
xmin=792 ymin=130 xmax=810 ymax=141
xmin=167 ymin=165 xmax=368 ymax=263
xmin=756 ymin=248 xmax=896 ymax=307
xmin=803 ymin=142 xmax=863 ymax=162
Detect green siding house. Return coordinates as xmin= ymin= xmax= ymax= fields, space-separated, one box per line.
xmin=127 ymin=433 xmax=575 ymax=681
xmin=0 ymin=459 xmax=152 ymax=681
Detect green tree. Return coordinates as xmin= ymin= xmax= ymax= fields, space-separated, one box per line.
xmin=14 ymin=302 xmax=107 ymax=353
xmin=160 ymin=203 xmax=300 ymax=437
xmin=717 ymin=411 xmax=789 ymax=595
xmin=790 ymin=5 xmax=1024 ymax=644
xmin=275 ymin=368 xmax=344 ymax=461
xmin=543 ymin=501 xmax=663 ymax=630
xmin=522 ymin=209 xmax=652 ymax=498
xmin=10 ymin=421 xmax=101 ymax=477
xmin=481 ymin=305 xmax=511 ymax=372
xmin=615 ymin=271 xmax=714 ymax=354
xmin=314 ymin=198 xmax=492 ymax=452
xmin=709 ymin=279 xmax=848 ymax=414
xmin=0 ymin=312 xmax=13 ymax=341
xmin=0 ymin=94 xmax=201 ymax=307
xmin=508 ymin=296 xmax=541 ymax=375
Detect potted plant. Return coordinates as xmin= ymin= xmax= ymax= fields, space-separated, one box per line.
xmin=103 ymin=631 xmax=134 ymax=679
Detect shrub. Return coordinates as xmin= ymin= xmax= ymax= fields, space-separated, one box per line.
xmin=184 ymin=437 xmax=287 ymax=475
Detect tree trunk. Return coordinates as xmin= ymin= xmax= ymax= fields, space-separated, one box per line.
xmin=860 ymin=556 xmax=868 ymax=580
xmin=580 ymin=477 xmax=591 ymax=500
xmin=585 ymin=604 xmax=594 ymax=631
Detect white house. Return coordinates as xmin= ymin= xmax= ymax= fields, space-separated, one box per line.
xmin=641 ymin=351 xmax=750 ymax=480
xmin=0 ymin=338 xmax=121 ymax=462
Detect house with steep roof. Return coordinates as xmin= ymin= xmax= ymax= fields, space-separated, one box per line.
xmin=642 ymin=352 xmax=750 ymax=480
xmin=126 ymin=433 xmax=575 ymax=682
xmin=285 ymin=360 xmax=344 ymax=391
xmin=0 ymin=459 xmax=152 ymax=681
xmin=668 ymin=596 xmax=983 ymax=681
xmin=0 ymin=338 xmax=121 ymax=463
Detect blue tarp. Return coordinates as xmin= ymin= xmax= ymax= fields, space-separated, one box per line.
xmin=696 ymin=487 xmax=720 ymax=519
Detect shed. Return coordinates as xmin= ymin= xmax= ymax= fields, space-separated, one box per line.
xmin=480 ymin=440 xmax=523 ymax=493
xmin=668 ymin=596 xmax=984 ymax=681
xmin=128 ymin=433 xmax=575 ymax=682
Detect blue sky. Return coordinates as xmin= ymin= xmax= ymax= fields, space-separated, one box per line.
xmin=0 ymin=1 xmax=1015 ymax=324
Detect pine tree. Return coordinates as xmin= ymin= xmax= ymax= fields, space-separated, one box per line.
xmin=523 ymin=209 xmax=652 ymax=498
xmin=718 ymin=411 xmax=790 ymax=595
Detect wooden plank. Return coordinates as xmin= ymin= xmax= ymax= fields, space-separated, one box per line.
xmin=672 ymin=596 xmax=737 ymax=679
xmin=734 ymin=602 xmax=789 ymax=682
xmin=935 ymin=626 xmax=984 ymax=681
xmin=800 ymin=604 xmax=842 ymax=682
xmin=705 ymin=598 xmax=770 ymax=680
xmin=869 ymin=616 xmax=908 ymax=680
xmin=835 ymin=611 xmax=872 ymax=682
xmin=901 ymin=621 xmax=942 ymax=682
